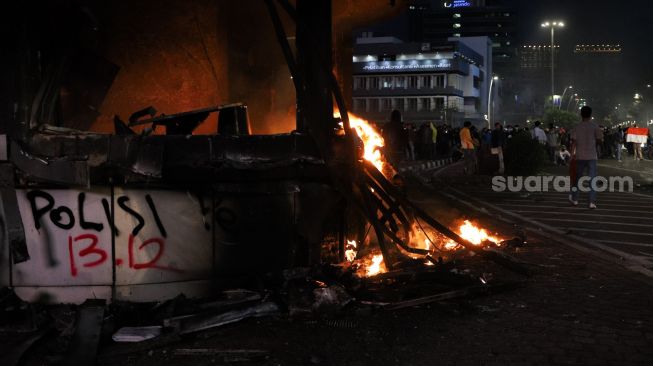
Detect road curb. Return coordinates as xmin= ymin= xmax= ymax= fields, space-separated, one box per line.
xmin=398 ymin=158 xmax=454 ymax=174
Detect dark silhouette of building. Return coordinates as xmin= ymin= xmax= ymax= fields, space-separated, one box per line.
xmin=571 ymin=44 xmax=624 ymax=118
xmin=406 ymin=0 xmax=516 ymax=71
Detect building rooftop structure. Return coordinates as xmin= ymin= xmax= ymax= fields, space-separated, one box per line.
xmin=574 ymin=44 xmax=622 ymax=53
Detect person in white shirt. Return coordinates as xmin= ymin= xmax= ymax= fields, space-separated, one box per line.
xmin=557 ymin=145 xmax=571 ymax=166
xmin=531 ymin=121 xmax=547 ymax=145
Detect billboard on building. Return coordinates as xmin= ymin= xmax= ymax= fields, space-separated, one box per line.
xmin=443 ymin=0 xmax=484 ymax=8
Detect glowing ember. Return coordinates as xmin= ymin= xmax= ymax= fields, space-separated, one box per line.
xmin=345 ymin=239 xmax=358 ymax=262
xmin=334 ymin=112 xmax=387 ymax=173
xmin=444 ymin=241 xmax=459 ymax=250
xmin=458 ymin=220 xmax=501 ymax=245
xmin=424 ymin=238 xmax=432 ymax=251
xmin=366 ymin=254 xmax=384 ymax=277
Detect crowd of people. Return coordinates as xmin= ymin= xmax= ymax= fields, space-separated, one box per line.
xmin=381 ymin=110 xmax=463 ymax=164
xmin=378 ymin=109 xmax=653 ymax=175
xmin=377 ymin=107 xmax=653 ymax=210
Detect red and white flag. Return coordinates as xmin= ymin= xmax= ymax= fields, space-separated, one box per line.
xmin=626 ymin=127 xmax=649 ymax=144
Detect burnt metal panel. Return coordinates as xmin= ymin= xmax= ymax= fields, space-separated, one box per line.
xmin=131 ymin=138 xmax=164 ymax=178
xmin=0 ymin=163 xmax=28 ymax=263
xmin=11 ymin=142 xmax=89 ymax=186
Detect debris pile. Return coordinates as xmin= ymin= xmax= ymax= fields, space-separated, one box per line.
xmin=0 ymin=229 xmax=528 ymax=364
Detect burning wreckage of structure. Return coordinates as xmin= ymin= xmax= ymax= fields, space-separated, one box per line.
xmin=1 ymin=0 xmax=529 ymax=363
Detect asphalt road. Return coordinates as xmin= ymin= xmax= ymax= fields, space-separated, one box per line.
xmin=429 ymin=157 xmax=653 ymax=277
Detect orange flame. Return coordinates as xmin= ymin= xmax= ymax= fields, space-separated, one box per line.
xmin=445 ymin=220 xmax=502 ymax=249
xmin=345 ymin=239 xmax=358 ymax=262
xmin=366 ymin=254 xmax=384 ymax=277
xmin=334 ymin=112 xmax=387 ymax=173
xmin=354 ymin=222 xmax=502 ymax=276
xmin=459 ymin=220 xmax=502 ymax=245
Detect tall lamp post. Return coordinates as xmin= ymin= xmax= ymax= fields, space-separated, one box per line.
xmin=559 ymin=85 xmax=573 ymax=109
xmin=566 ymin=93 xmax=578 ymax=111
xmin=488 ymin=75 xmax=499 ymax=128
xmin=541 ymin=21 xmax=565 ymax=105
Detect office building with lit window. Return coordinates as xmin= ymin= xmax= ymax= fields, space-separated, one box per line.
xmin=519 ymin=44 xmax=560 ymax=70
xmin=351 ymin=34 xmax=491 ymax=127
xmin=406 ymin=0 xmax=516 ymax=70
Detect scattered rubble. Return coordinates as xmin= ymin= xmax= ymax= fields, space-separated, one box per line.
xmin=0 ymin=233 xmax=531 ymax=364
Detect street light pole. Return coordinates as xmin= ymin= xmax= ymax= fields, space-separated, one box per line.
xmin=559 ymin=85 xmax=572 ymax=110
xmin=541 ymin=21 xmax=565 ymax=106
xmin=566 ymin=93 xmax=578 ymax=111
xmin=550 ymin=26 xmax=555 ymax=100
xmin=488 ymin=75 xmax=499 ymax=129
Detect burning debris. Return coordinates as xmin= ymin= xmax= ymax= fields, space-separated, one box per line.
xmin=0 ymin=0 xmax=535 ymax=363
xmin=342 ymin=219 xmax=514 ymax=280
xmin=335 ymin=112 xmax=394 ymax=178
xmin=332 ymin=107 xmax=529 ymax=279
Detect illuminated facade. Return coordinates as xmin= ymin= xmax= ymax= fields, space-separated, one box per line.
xmin=351 ymin=35 xmax=491 ymax=126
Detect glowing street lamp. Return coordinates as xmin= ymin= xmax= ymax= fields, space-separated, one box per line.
xmin=541 ymin=21 xmax=565 ymax=104
xmin=559 ymin=85 xmax=573 ymax=109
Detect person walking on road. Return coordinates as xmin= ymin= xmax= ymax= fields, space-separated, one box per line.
xmin=569 ymin=106 xmax=604 ymax=209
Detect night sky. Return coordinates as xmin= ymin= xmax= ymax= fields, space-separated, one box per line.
xmin=511 ymin=0 xmax=653 ymax=88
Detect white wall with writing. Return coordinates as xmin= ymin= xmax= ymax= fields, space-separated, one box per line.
xmin=14 ymin=189 xmax=113 ymax=287
xmin=113 ymin=189 xmax=212 ymax=285
xmin=9 ymin=189 xmax=213 ymax=303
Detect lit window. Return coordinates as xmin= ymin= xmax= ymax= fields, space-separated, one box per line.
xmin=453 ymin=33 xmax=461 ymax=37
xmin=382 ymin=77 xmax=393 ymax=89
xmin=453 ymin=13 xmax=461 ymax=18
xmin=453 ymin=23 xmax=462 ymax=28
xmin=394 ymin=76 xmax=406 ymax=88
